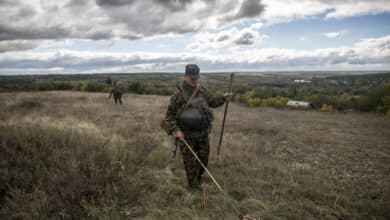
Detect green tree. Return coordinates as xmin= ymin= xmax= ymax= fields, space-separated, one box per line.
xmin=82 ymin=82 xmax=106 ymax=92
xmin=128 ymin=82 xmax=148 ymax=94
xmin=105 ymin=77 xmax=113 ymax=84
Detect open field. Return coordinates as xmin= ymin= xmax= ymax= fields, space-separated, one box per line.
xmin=0 ymin=91 xmax=389 ymax=219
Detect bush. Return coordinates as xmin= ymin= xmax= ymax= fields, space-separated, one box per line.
xmin=105 ymin=77 xmax=113 ymax=84
xmin=38 ymin=81 xmax=55 ymax=91
xmin=55 ymin=82 xmax=73 ymax=90
xmin=262 ymin=96 xmax=289 ymax=108
xmin=72 ymin=83 xmax=83 ymax=91
xmin=320 ymin=104 xmax=333 ymax=112
xmin=38 ymin=81 xmax=73 ymax=91
xmin=367 ymin=82 xmax=390 ymax=112
xmin=379 ymin=96 xmax=390 ymax=114
xmin=237 ymin=90 xmax=288 ymax=108
xmin=351 ymin=82 xmax=390 ymax=112
xmin=82 ymin=82 xmax=106 ymax=92
xmin=128 ymin=82 xmax=148 ymax=94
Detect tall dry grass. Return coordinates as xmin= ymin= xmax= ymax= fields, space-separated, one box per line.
xmin=0 ymin=91 xmax=389 ymax=219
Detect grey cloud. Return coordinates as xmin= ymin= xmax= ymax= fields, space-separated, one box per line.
xmin=12 ymin=6 xmax=36 ymax=20
xmin=0 ymin=52 xmax=193 ymax=72
xmin=234 ymin=32 xmax=255 ymax=45
xmin=0 ymin=22 xmax=121 ymax=41
xmin=217 ymin=34 xmax=230 ymax=42
xmin=0 ymin=0 xmax=265 ymax=51
xmin=215 ymin=1 xmax=236 ymax=14
xmin=0 ymin=24 xmax=71 ymax=41
xmin=236 ymin=0 xmax=265 ymax=19
xmin=224 ymin=0 xmax=265 ymax=21
xmin=95 ymin=0 xmax=134 ymax=7
xmin=155 ymin=0 xmax=194 ymax=11
xmin=65 ymin=0 xmax=91 ymax=8
xmin=2 ymin=0 xmax=388 ymax=55
xmin=96 ymin=0 xmax=196 ymax=11
xmin=98 ymin=0 xmax=202 ymax=37
xmin=0 ymin=40 xmax=40 ymax=53
xmin=0 ymin=0 xmax=14 ymax=6
xmin=71 ymin=25 xmax=117 ymax=40
xmin=2 ymin=34 xmax=389 ymax=73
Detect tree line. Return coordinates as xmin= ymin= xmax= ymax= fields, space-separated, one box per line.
xmin=234 ymin=82 xmax=390 ymax=114
xmin=0 ymin=73 xmax=389 ymax=114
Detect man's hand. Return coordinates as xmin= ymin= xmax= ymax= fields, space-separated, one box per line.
xmin=175 ymin=129 xmax=184 ymax=140
xmin=224 ymin=92 xmax=233 ymax=101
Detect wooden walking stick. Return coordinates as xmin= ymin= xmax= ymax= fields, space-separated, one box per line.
xmin=217 ymin=73 xmax=233 ymax=159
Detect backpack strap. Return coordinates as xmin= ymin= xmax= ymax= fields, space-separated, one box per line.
xmin=183 ymin=86 xmax=199 ymax=111
xmin=177 ymin=84 xmax=199 ymax=111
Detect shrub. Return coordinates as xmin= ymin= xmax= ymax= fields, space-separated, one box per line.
xmin=72 ymin=83 xmax=83 ymax=91
xmin=128 ymin=82 xmax=148 ymax=94
xmin=38 ymin=81 xmax=73 ymax=91
xmin=320 ymin=104 xmax=333 ymax=112
xmin=82 ymin=82 xmax=106 ymax=92
xmin=38 ymin=81 xmax=55 ymax=91
xmin=379 ymin=96 xmax=390 ymax=114
xmin=105 ymin=77 xmax=113 ymax=84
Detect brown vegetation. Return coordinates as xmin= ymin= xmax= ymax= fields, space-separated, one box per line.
xmin=0 ymin=91 xmax=389 ymax=219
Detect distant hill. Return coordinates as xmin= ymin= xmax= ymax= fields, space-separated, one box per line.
xmin=1 ymin=72 xmax=389 ymax=113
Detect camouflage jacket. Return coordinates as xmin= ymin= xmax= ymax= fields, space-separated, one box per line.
xmin=109 ymin=88 xmax=121 ymax=98
xmin=165 ymin=82 xmax=226 ymax=137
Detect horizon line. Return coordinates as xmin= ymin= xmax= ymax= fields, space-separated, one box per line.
xmin=1 ymin=70 xmax=390 ymax=77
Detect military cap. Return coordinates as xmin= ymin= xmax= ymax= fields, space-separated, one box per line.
xmin=185 ymin=64 xmax=200 ymax=79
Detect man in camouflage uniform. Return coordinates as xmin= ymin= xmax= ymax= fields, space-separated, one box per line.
xmin=108 ymin=85 xmax=122 ymax=104
xmin=165 ymin=64 xmax=232 ymax=189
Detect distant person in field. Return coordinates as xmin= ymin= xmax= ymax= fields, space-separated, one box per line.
xmin=164 ymin=64 xmax=233 ymax=190
xmin=108 ymin=85 xmax=122 ymax=104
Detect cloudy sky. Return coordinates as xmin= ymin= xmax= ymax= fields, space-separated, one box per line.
xmin=0 ymin=0 xmax=390 ymax=74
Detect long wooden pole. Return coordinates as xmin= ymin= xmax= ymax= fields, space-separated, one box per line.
xmin=217 ymin=73 xmax=233 ymax=159
xmin=183 ymin=138 xmax=257 ymax=220
xmin=182 ymin=139 xmax=241 ymax=216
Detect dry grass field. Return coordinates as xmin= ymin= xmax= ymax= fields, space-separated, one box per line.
xmin=0 ymin=91 xmax=389 ymax=219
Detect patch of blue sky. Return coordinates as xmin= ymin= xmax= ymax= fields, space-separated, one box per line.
xmin=259 ymin=13 xmax=390 ymax=49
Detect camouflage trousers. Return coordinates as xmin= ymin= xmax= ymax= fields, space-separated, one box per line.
xmin=113 ymin=94 xmax=122 ymax=104
xmin=179 ymin=134 xmax=210 ymax=189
